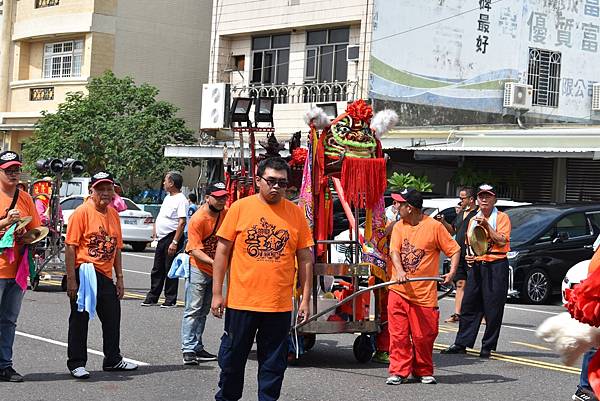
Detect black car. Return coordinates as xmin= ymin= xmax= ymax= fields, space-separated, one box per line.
xmin=505 ymin=204 xmax=600 ymax=304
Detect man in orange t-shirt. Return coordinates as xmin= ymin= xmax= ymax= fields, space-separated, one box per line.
xmin=180 ymin=182 xmax=228 ymax=365
xmin=0 ymin=151 xmax=41 ymax=383
xmin=211 ymin=157 xmax=314 ymax=401
xmin=442 ymin=184 xmax=512 ymax=359
xmin=65 ymin=171 xmax=137 ymax=379
xmin=386 ymin=188 xmax=460 ymax=385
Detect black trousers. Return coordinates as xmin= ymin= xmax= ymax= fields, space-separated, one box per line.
xmin=145 ymin=231 xmax=182 ymax=304
xmin=454 ymin=258 xmax=509 ymax=352
xmin=67 ymin=270 xmax=122 ymax=370
xmin=215 ymin=308 xmax=291 ymax=401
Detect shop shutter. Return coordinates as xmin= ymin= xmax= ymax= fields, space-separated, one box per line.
xmin=566 ymin=159 xmax=600 ymax=203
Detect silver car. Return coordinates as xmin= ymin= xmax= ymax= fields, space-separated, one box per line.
xmin=60 ymin=195 xmax=153 ymax=252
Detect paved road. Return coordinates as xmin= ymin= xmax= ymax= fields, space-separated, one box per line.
xmin=4 ymin=249 xmax=579 ymax=401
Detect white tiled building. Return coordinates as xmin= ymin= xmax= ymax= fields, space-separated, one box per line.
xmin=205 ymin=0 xmax=373 ymax=135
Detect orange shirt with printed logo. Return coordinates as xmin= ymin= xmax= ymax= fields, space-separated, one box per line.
xmin=217 ymin=195 xmax=314 ymax=312
xmin=0 ymin=190 xmax=42 ymax=279
xmin=65 ymin=199 xmax=123 ymax=279
xmin=588 ymin=247 xmax=600 ymax=275
xmin=389 ymin=215 xmax=460 ymax=307
xmin=186 ymin=206 xmax=228 ymax=276
xmin=467 ymin=211 xmax=511 ymax=263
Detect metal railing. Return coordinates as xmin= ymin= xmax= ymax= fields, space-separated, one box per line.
xmin=231 ymin=81 xmax=358 ymax=104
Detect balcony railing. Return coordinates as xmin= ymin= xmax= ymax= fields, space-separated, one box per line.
xmin=231 ymin=81 xmax=358 ymax=104
xmin=35 ymin=0 xmax=60 ymax=8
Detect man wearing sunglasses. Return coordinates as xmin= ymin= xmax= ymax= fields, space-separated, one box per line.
xmin=0 ymin=151 xmax=41 ymax=382
xmin=211 ymin=157 xmax=314 ymax=401
xmin=181 ymin=182 xmax=228 ymax=365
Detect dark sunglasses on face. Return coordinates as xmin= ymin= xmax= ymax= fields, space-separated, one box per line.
xmin=2 ymin=168 xmax=21 ymax=175
xmin=259 ymin=176 xmax=288 ymax=188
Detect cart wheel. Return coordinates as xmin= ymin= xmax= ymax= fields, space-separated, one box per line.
xmin=31 ymin=276 xmax=41 ymax=292
xmin=353 ymin=334 xmax=374 ymax=363
xmin=303 ymin=334 xmax=316 ymax=351
xmin=61 ymin=275 xmax=68 ymax=291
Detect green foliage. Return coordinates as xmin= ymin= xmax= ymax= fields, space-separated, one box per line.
xmin=387 ymin=172 xmax=433 ymax=192
xmin=452 ymin=164 xmax=496 ymax=188
xmin=22 ymin=71 xmax=195 ymax=196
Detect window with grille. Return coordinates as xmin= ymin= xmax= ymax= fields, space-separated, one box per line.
xmin=305 ymin=27 xmax=349 ymax=83
xmin=35 ymin=0 xmax=59 ymax=8
xmin=527 ymin=48 xmax=561 ymax=107
xmin=43 ymin=40 xmax=83 ymax=79
xmin=251 ymin=34 xmax=290 ymax=85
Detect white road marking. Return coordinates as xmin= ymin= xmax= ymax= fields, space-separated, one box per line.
xmin=440 ymin=297 xmax=561 ymax=316
xmin=123 ymin=253 xmax=154 ymax=260
xmin=122 ymin=268 xmax=150 ymax=276
xmin=501 ymin=324 xmax=537 ymax=333
xmin=16 ymin=331 xmax=149 ymax=366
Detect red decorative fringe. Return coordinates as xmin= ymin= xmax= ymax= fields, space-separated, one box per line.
xmin=565 ymin=265 xmax=600 ymax=327
xmin=340 ymin=158 xmax=387 ymax=209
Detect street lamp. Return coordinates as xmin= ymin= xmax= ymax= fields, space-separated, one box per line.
xmin=254 ymin=97 xmax=275 ymax=126
xmin=316 ymin=102 xmax=338 ymax=122
xmin=230 ymin=97 xmax=253 ymax=127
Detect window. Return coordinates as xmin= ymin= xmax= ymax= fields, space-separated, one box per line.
xmin=43 ymin=40 xmax=83 ymax=79
xmin=60 ymin=197 xmax=84 ymax=210
xmin=123 ymin=199 xmax=141 ymax=211
xmin=251 ymin=34 xmax=290 ymax=85
xmin=305 ymin=27 xmax=349 ymax=83
xmin=556 ymin=213 xmax=590 ymax=238
xmin=35 ymin=0 xmax=59 ymax=8
xmin=527 ymin=47 xmax=561 ymax=107
xmin=587 ymin=212 xmax=600 ymax=234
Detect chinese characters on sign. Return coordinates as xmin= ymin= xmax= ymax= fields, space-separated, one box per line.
xmin=476 ymin=0 xmax=492 ymax=53
xmin=30 ymin=87 xmax=54 ymax=101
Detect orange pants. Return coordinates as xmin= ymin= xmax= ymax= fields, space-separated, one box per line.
xmin=387 ymin=291 xmax=439 ymax=377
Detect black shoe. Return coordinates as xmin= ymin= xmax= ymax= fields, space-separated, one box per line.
xmin=160 ymin=302 xmax=177 ymax=308
xmin=183 ymin=352 xmax=199 ymax=365
xmin=140 ymin=300 xmax=157 ymax=307
xmin=440 ymin=344 xmax=466 ymax=354
xmin=479 ymin=349 xmax=492 ymax=359
xmin=573 ymin=386 xmax=598 ymax=401
xmin=0 ymin=367 xmax=24 ymax=382
xmin=196 ymin=349 xmax=217 ymax=362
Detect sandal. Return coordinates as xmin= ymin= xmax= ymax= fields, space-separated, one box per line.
xmin=444 ymin=313 xmax=460 ymax=323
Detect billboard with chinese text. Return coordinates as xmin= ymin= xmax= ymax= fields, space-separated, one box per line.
xmin=370 ymin=0 xmax=600 ymax=121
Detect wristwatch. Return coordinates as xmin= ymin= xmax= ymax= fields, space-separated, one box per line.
xmin=172 ymin=239 xmax=178 ymax=245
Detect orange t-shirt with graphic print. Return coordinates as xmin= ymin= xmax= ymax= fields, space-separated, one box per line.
xmin=389 ymin=215 xmax=460 ymax=307
xmin=588 ymin=247 xmax=600 ymax=275
xmin=0 ymin=190 xmax=42 ymax=279
xmin=467 ymin=211 xmax=511 ymax=263
xmin=65 ymin=199 xmax=123 ymax=279
xmin=186 ymin=206 xmax=228 ymax=276
xmin=217 ymin=195 xmax=314 ymax=312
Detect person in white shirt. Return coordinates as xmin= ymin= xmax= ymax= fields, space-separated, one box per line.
xmin=142 ymin=172 xmax=187 ymax=308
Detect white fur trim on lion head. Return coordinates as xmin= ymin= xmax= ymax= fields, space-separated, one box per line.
xmin=304 ymin=107 xmax=330 ymax=130
xmin=370 ymin=109 xmax=398 ymax=139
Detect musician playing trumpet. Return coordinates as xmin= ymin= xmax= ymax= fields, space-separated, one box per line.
xmin=441 ymin=184 xmax=511 ymax=359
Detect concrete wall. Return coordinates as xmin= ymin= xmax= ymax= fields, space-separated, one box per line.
xmin=112 ymin=0 xmax=213 ymax=132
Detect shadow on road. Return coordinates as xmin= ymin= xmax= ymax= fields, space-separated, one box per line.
xmin=24 ymin=363 xmax=213 ymax=382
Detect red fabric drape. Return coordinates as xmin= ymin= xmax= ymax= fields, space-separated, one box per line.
xmin=340 ymin=157 xmax=387 ymax=209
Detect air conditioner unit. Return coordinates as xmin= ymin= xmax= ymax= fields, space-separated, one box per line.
xmin=503 ymin=82 xmax=533 ymax=110
xmin=347 ymin=45 xmax=360 ymax=62
xmin=592 ymin=83 xmax=600 ymax=111
xmin=200 ymin=83 xmax=231 ymax=130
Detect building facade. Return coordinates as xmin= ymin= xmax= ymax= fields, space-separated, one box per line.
xmin=0 ymin=0 xmax=212 ymax=153
xmin=204 ymin=0 xmax=373 ymax=133
xmin=370 ymin=0 xmax=600 ymax=203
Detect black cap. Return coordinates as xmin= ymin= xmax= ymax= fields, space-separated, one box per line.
xmin=477 ymin=184 xmax=496 ymax=196
xmin=90 ymin=171 xmax=115 ymax=188
xmin=207 ymin=182 xmax=228 ymax=197
xmin=391 ymin=188 xmax=423 ymax=209
xmin=0 ymin=151 xmax=22 ymax=169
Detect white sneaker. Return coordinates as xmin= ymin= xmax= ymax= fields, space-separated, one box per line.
xmin=385 ymin=375 xmax=407 ymax=385
xmin=420 ymin=375 xmax=437 ymax=384
xmin=70 ymin=367 xmax=90 ymax=379
xmin=103 ymin=360 xmax=138 ymax=371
